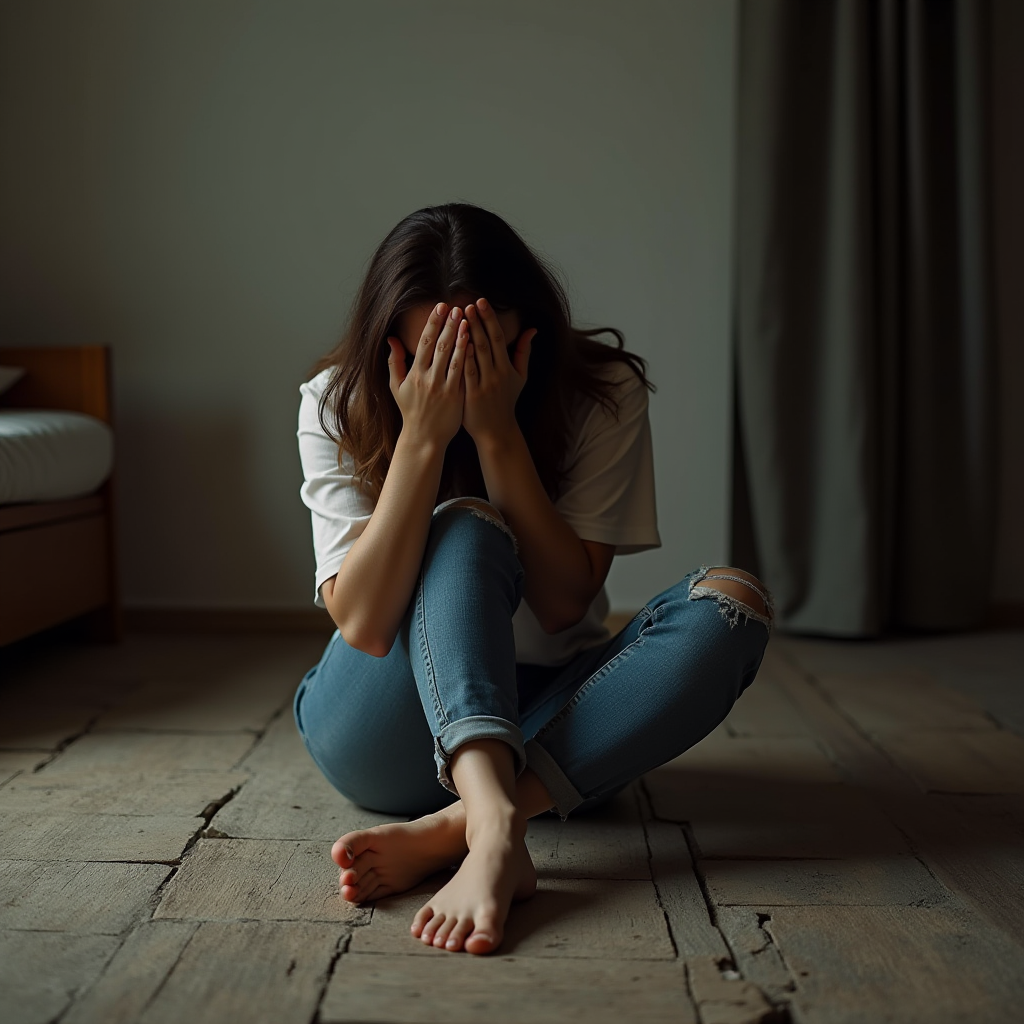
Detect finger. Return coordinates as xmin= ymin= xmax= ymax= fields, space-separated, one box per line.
xmin=512 ymin=328 xmax=537 ymax=380
xmin=386 ymin=338 xmax=407 ymax=393
xmin=475 ymin=297 xmax=506 ymax=352
xmin=465 ymin=304 xmax=494 ymax=370
xmin=464 ymin=341 xmax=479 ymax=392
xmin=413 ymin=302 xmax=449 ymax=371
xmin=446 ymin=319 xmax=469 ymax=388
xmin=430 ymin=308 xmax=461 ymax=382
xmin=429 ymin=307 xmax=462 ymax=379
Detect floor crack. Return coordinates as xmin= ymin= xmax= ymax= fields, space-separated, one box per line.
xmin=311 ymin=931 xmax=350 ymax=1024
xmin=634 ymin=781 xmax=681 ymax=959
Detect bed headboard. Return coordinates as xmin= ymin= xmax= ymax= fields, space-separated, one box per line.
xmin=0 ymin=346 xmax=112 ymax=425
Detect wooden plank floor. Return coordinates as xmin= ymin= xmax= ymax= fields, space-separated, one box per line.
xmin=1 ymin=628 xmax=1022 ymax=1023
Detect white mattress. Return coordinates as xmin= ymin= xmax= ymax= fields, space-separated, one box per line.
xmin=0 ymin=410 xmax=114 ymax=504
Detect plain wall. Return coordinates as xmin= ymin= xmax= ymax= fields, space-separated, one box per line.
xmin=2 ymin=1 xmax=1018 ymax=617
xmin=0 ymin=0 xmax=738 ymax=613
xmin=990 ymin=0 xmax=1024 ymax=605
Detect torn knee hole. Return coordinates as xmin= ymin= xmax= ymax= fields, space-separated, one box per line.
xmin=442 ymin=498 xmax=505 ymax=524
xmin=440 ymin=498 xmax=519 ymax=554
xmin=700 ymin=581 xmax=769 ymax=617
xmin=688 ymin=565 xmax=774 ymax=630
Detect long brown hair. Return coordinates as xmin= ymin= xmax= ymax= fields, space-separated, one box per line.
xmin=314 ymin=203 xmax=655 ymax=504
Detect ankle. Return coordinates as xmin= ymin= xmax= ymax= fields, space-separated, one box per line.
xmin=429 ymin=802 xmax=468 ymax=849
xmin=465 ymin=803 xmax=526 ymax=847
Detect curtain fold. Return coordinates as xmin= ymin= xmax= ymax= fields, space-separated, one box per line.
xmin=732 ymin=0 xmax=997 ymax=636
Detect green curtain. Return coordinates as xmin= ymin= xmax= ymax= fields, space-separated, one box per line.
xmin=732 ymin=0 xmax=997 ymax=636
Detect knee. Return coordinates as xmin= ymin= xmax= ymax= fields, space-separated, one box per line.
xmin=435 ymin=496 xmax=506 ymax=524
xmin=687 ymin=565 xmax=774 ymax=628
xmin=429 ymin=497 xmax=519 ymax=555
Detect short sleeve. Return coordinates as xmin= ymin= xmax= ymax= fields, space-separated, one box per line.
xmin=297 ymin=370 xmax=376 ymax=607
xmin=555 ymin=362 xmax=661 ymax=554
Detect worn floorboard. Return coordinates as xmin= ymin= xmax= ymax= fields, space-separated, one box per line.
xmin=0 ymin=750 xmax=47 ymax=786
xmin=0 ymin=811 xmax=203 ymax=862
xmin=702 ymin=855 xmax=948 ymax=908
xmin=0 ymin=861 xmax=170 ymax=933
xmin=154 ymin=838 xmax=369 ymax=924
xmin=0 ymin=628 xmax=1021 ymax=1023
xmin=0 ymin=931 xmax=119 ymax=1024
xmin=62 ymin=921 xmax=199 ymax=1024
xmin=322 ymin=953 xmax=695 ymax=1024
xmin=0 ymin=767 xmax=249 ymax=816
xmin=766 ymin=904 xmax=1024 ymax=1023
xmin=350 ymin=875 xmax=675 ymax=960
xmin=137 ymin=920 xmax=341 ymax=1024
xmin=210 ymin=714 xmax=401 ymax=841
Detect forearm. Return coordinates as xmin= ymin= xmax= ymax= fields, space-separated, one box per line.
xmin=476 ymin=427 xmax=594 ymax=632
xmin=326 ymin=433 xmax=444 ymax=656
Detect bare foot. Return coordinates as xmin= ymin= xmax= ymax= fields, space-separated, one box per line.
xmin=410 ymin=818 xmax=537 ymax=955
xmin=332 ymin=804 xmax=469 ymax=904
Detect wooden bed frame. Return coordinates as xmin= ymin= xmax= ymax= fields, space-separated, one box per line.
xmin=0 ymin=346 xmax=120 ymax=645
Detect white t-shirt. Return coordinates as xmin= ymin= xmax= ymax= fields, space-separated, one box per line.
xmin=297 ymin=359 xmax=662 ymax=666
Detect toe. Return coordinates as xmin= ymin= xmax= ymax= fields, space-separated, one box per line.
xmin=331 ymin=836 xmax=356 ymax=867
xmin=410 ymin=903 xmax=435 ymax=938
xmin=341 ymin=869 xmax=378 ymax=903
xmin=339 ymin=850 xmax=379 ymax=889
xmin=444 ymin=919 xmax=474 ymax=952
xmin=420 ymin=912 xmax=445 ymax=945
xmin=464 ymin=909 xmax=502 ymax=955
xmin=331 ymin=828 xmax=376 ymax=867
xmin=432 ymin=916 xmax=458 ymax=949
xmin=464 ymin=930 xmax=498 ymax=955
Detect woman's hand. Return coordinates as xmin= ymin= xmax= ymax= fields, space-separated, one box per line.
xmin=386 ymin=303 xmax=469 ymax=450
xmin=462 ymin=297 xmax=538 ymax=446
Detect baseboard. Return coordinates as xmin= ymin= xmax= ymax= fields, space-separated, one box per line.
xmin=989 ymin=602 xmax=1024 ymax=628
xmin=124 ymin=607 xmax=336 ymax=634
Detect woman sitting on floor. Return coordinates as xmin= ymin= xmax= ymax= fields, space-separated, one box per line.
xmin=293 ymin=202 xmax=774 ymax=956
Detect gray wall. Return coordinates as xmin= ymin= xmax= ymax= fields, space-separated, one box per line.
xmin=1 ymin=1 xmax=1019 ymax=615
xmin=991 ymin=0 xmax=1024 ymax=606
xmin=0 ymin=0 xmax=737 ymax=614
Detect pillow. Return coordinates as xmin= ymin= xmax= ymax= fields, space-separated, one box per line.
xmin=0 ymin=366 xmax=25 ymax=395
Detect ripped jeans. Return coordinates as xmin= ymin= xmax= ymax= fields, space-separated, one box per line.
xmin=293 ymin=498 xmax=774 ymax=819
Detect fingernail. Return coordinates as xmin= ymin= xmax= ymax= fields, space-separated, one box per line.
xmin=478 ymin=298 xmax=489 ymax=311
xmin=344 ymin=846 xmax=354 ymax=859
xmin=435 ymin=302 xmax=445 ymax=315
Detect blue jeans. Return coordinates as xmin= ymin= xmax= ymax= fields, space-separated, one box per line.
xmin=293 ymin=500 xmax=773 ymax=819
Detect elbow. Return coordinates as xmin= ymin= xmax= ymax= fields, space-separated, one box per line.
xmin=325 ymin=585 xmax=395 ymax=658
xmin=334 ymin=615 xmax=395 ymax=659
xmin=340 ymin=626 xmax=394 ymax=659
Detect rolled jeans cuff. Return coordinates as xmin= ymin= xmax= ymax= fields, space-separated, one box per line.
xmin=524 ymin=738 xmax=584 ymax=820
xmin=434 ymin=716 xmax=527 ymax=795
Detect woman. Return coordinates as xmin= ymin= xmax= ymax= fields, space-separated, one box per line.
xmin=294 ymin=203 xmax=773 ymax=957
